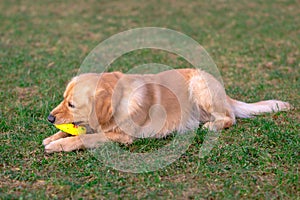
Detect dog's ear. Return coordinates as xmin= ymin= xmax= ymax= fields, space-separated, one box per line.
xmin=88 ymin=72 xmax=123 ymax=128
xmin=88 ymin=87 xmax=114 ymax=128
xmin=94 ymin=86 xmax=113 ymax=125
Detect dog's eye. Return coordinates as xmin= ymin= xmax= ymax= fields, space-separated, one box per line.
xmin=68 ymin=102 xmax=75 ymax=108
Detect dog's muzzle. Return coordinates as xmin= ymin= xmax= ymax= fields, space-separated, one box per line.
xmin=47 ymin=114 xmax=56 ymax=123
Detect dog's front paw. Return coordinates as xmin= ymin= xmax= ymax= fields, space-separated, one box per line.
xmin=45 ymin=140 xmax=64 ymax=153
xmin=42 ymin=131 xmax=69 ymax=146
xmin=44 ymin=137 xmax=83 ymax=153
xmin=43 ymin=137 xmax=52 ymax=146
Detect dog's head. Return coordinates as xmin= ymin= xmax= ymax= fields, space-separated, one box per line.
xmin=47 ymin=72 xmax=122 ymax=130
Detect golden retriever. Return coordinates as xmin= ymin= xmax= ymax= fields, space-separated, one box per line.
xmin=43 ymin=69 xmax=290 ymax=153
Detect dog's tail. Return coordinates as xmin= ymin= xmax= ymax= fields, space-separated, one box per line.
xmin=227 ymin=96 xmax=291 ymax=118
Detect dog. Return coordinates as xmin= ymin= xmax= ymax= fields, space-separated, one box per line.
xmin=43 ymin=68 xmax=290 ymax=153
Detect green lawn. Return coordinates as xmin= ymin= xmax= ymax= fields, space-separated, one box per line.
xmin=0 ymin=0 xmax=299 ymax=199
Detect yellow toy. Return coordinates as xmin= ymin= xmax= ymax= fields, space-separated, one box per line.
xmin=54 ymin=123 xmax=86 ymax=136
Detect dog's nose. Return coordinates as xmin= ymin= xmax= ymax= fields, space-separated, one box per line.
xmin=47 ymin=114 xmax=56 ymax=123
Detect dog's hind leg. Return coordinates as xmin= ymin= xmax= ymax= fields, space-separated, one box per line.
xmin=189 ymin=71 xmax=236 ymax=131
xmin=202 ymin=112 xmax=235 ymax=131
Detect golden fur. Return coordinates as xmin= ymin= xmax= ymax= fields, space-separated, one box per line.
xmin=43 ymin=69 xmax=290 ymax=153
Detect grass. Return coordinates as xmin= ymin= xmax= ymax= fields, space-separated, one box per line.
xmin=0 ymin=0 xmax=299 ymax=199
